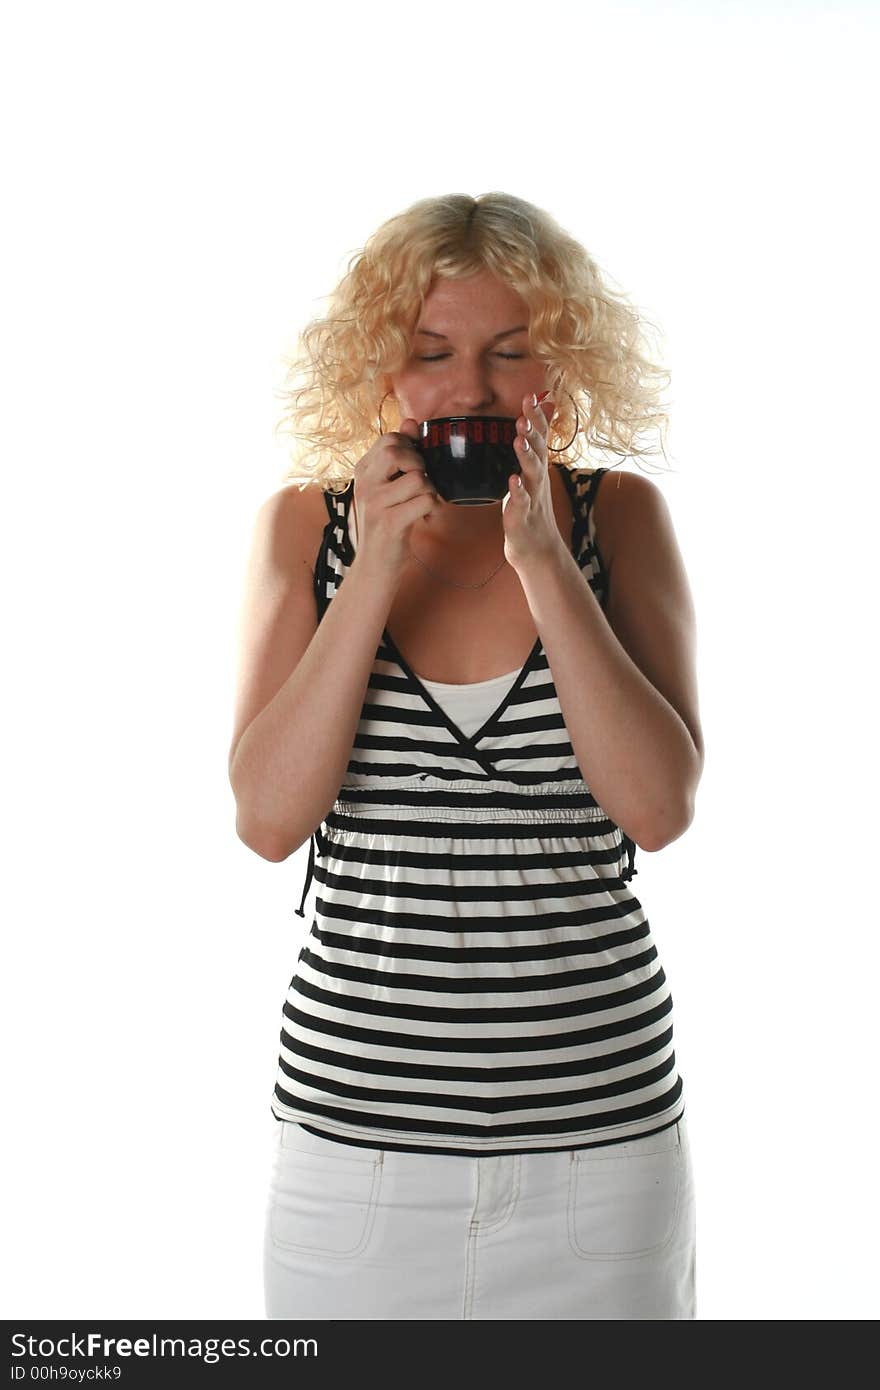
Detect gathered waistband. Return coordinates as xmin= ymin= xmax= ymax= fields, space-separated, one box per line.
xmin=293 ymin=784 xmax=638 ymax=919
xmin=328 ymin=775 xmax=609 ymax=825
xmin=331 ymin=798 xmax=611 ymax=825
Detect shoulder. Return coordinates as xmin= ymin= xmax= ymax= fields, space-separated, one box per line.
xmin=585 ymin=467 xmax=704 ymax=770
xmin=251 ymin=478 xmax=332 ymax=578
xmin=589 ymin=467 xmax=670 ymax=574
xmin=257 ymin=476 xmax=329 ymax=517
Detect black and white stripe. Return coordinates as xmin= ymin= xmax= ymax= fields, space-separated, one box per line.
xmin=271 ymin=466 xmax=686 ymax=1155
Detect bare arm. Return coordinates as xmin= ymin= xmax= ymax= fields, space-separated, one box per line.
xmin=515 ymin=470 xmax=704 ymax=853
xmin=228 ymin=486 xmax=400 ymax=861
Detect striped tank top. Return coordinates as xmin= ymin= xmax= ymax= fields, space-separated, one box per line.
xmin=271 ymin=464 xmax=686 ymax=1156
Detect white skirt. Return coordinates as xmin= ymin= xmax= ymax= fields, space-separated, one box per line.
xmin=263 ymin=1115 xmax=696 ymax=1319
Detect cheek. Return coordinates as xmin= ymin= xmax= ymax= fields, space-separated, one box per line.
xmin=389 ymin=368 xmax=420 ymax=404
xmin=391 ymin=375 xmax=435 ymax=420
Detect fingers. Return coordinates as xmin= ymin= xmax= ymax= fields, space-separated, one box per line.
xmin=396 ymin=416 xmax=421 ymax=442
xmin=514 ymin=390 xmax=555 ymax=472
xmin=524 ymin=391 xmax=553 ymax=440
xmin=380 ymin=426 xmax=423 ymax=480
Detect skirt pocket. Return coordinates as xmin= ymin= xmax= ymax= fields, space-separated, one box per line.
xmin=567 ymin=1122 xmax=684 ymax=1261
xmin=269 ymin=1122 xmax=385 ymax=1260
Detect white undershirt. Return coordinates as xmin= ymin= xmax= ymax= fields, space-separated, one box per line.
xmin=418 ymin=668 xmax=520 ymax=736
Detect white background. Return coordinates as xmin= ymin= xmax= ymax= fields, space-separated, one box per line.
xmin=2 ymin=0 xmax=877 ymax=1321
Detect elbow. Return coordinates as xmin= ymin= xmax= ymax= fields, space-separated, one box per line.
xmin=639 ymin=797 xmax=696 ymax=854
xmin=249 ymin=837 xmax=294 ymax=864
xmin=234 ymin=808 xmax=296 ymax=862
xmin=640 ymin=748 xmax=703 ymax=852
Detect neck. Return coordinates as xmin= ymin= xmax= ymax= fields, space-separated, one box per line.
xmin=419 ymin=462 xmax=558 ymax=551
xmin=421 ymin=496 xmax=505 ymax=550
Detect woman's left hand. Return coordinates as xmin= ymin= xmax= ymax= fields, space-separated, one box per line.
xmin=502 ymin=391 xmax=562 ymax=570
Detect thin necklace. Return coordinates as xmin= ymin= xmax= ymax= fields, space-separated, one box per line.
xmin=407 ymin=546 xmax=507 ymax=590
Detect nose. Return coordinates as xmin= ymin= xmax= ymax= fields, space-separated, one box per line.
xmin=446 ymin=369 xmax=497 ymax=415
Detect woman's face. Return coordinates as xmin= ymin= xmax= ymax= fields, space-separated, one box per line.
xmin=385 ymin=268 xmax=549 ymax=425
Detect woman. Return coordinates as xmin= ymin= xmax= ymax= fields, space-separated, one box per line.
xmin=228 ymin=192 xmax=704 ymax=1319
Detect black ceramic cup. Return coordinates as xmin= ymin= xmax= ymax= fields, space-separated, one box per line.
xmin=416 ymin=416 xmax=521 ymax=505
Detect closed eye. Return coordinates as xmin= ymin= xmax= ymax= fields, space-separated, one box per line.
xmin=418 ymin=353 xmax=525 ymax=362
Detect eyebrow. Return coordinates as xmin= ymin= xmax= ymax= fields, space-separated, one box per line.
xmin=415 ymin=324 xmax=528 ymax=340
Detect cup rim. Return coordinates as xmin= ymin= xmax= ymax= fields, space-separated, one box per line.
xmin=418 ymin=413 xmax=518 ymax=425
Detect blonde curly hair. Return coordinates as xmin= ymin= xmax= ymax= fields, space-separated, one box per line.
xmin=273 ymin=192 xmax=674 ymax=493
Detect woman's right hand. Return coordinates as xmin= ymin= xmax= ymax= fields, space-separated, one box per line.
xmin=351 ymin=418 xmax=441 ymax=578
